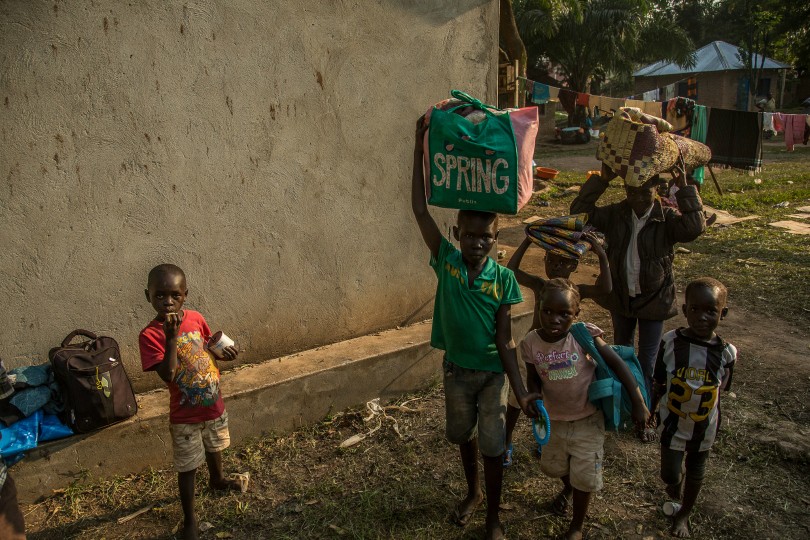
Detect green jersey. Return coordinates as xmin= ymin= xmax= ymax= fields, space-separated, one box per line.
xmin=430 ymin=237 xmax=523 ymax=372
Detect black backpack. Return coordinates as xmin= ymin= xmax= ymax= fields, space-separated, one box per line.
xmin=49 ymin=329 xmax=138 ymax=433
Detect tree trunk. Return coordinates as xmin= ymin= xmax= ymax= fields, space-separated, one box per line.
xmin=499 ymin=0 xmax=527 ymax=79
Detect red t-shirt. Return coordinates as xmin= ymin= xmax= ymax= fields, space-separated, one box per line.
xmin=139 ymin=310 xmax=225 ymax=424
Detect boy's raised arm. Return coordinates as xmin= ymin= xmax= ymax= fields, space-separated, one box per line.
xmin=495 ymin=304 xmax=540 ymax=418
xmin=665 ymin=168 xmax=706 ymax=243
xmin=506 ymin=237 xmax=546 ymax=291
xmin=577 ymin=231 xmax=612 ymax=299
xmin=411 ymin=117 xmax=442 ymax=259
xmin=594 ymin=336 xmax=650 ymax=428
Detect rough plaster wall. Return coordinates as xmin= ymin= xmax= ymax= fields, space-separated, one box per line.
xmin=0 ymin=0 xmax=498 ymax=390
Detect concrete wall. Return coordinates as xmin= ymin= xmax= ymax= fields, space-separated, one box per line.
xmin=0 ymin=0 xmax=498 ymax=390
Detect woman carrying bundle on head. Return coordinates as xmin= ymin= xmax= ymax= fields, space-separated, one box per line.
xmin=570 ymin=107 xmax=711 ymax=443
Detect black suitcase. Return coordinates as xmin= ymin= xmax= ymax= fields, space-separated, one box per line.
xmin=49 ymin=329 xmax=138 ymax=433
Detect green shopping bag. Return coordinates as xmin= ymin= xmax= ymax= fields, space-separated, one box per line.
xmin=426 ymin=90 xmax=519 ymax=214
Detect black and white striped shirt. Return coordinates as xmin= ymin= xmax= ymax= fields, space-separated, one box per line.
xmin=654 ymin=329 xmax=737 ymax=452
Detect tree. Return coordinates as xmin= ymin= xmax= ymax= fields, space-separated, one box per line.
xmin=514 ymin=0 xmax=694 ymax=92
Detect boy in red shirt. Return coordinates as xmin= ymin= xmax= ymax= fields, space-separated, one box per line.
xmin=139 ymin=264 xmax=245 ymax=540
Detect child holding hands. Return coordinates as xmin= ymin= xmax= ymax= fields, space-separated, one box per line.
xmin=652 ymin=278 xmax=737 ymax=538
xmin=139 ymin=264 xmax=246 ymax=540
xmin=503 ymin=229 xmax=611 ymax=464
xmin=411 ymin=117 xmax=539 ymax=540
xmin=522 ymin=278 xmax=649 ymax=540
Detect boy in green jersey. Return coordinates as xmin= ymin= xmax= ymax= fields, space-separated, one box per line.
xmin=411 ymin=117 xmax=540 ymax=540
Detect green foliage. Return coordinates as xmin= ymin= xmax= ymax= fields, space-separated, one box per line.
xmin=514 ymin=0 xmax=694 ymax=91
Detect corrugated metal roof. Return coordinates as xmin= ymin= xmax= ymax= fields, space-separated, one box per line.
xmin=634 ymin=40 xmax=790 ymax=77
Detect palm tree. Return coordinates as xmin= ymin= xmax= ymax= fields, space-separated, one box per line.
xmin=514 ymin=0 xmax=694 ymax=92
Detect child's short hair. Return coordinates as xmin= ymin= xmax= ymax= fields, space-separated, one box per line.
xmin=684 ymin=277 xmax=728 ymax=305
xmin=147 ymin=263 xmax=186 ymax=287
xmin=541 ymin=277 xmax=581 ymax=307
xmin=457 ymin=209 xmax=498 ymax=230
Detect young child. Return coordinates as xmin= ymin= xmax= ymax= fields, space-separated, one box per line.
xmin=412 ymin=118 xmax=538 ymax=540
xmin=139 ymin=264 xmax=246 ymax=540
xmin=502 ymin=230 xmax=611 ymax=465
xmin=522 ymin=278 xmax=649 ymax=540
xmin=0 ymin=461 xmax=25 ymax=540
xmin=651 ymin=277 xmax=737 ymax=538
xmin=571 ymin=163 xmax=706 ymax=442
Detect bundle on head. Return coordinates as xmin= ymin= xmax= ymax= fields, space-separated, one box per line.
xmin=525 ymin=214 xmax=595 ymax=260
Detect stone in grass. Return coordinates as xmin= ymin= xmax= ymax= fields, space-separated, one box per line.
xmin=675 ymin=247 xmax=691 ymax=254
xmin=759 ymin=420 xmax=810 ymax=462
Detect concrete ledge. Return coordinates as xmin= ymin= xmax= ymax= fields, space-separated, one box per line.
xmin=12 ymin=308 xmax=533 ymax=503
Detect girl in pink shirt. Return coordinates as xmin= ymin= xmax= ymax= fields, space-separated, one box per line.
xmin=522 ymin=279 xmax=649 ymax=540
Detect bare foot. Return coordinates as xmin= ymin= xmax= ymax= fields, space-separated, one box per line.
xmin=485 ymin=518 xmax=506 ymax=540
xmin=451 ymin=490 xmax=484 ymax=527
xmin=672 ymin=512 xmax=691 ymax=538
xmin=551 ymin=489 xmax=572 ymax=516
xmin=564 ymin=524 xmax=583 ymax=540
xmin=666 ymin=482 xmax=682 ymax=500
xmin=210 ymin=472 xmax=249 ymax=493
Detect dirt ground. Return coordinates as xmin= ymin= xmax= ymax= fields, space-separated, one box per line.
xmin=22 ymin=146 xmax=810 ymax=539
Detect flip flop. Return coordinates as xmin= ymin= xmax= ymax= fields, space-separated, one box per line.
xmin=451 ymin=496 xmax=482 ymax=527
xmin=502 ymin=444 xmax=514 ymax=468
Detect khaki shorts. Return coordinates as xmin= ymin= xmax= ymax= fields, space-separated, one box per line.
xmin=507 ymin=358 xmax=529 ymax=409
xmin=540 ymin=411 xmax=605 ymax=492
xmin=170 ymin=411 xmax=231 ymax=473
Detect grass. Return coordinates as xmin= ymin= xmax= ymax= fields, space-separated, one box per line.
xmin=23 ymin=142 xmax=810 ymax=539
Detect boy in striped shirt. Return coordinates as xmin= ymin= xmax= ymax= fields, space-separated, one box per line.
xmin=652 ymin=277 xmax=737 ymax=538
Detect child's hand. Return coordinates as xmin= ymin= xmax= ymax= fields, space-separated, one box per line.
xmin=581 ymin=231 xmax=605 ymax=256
xmin=517 ymin=393 xmax=542 ymax=419
xmin=163 ymin=311 xmax=183 ymax=340
xmin=670 ymin=154 xmax=688 ymax=188
xmin=632 ymin=402 xmax=652 ymax=431
xmin=220 ymin=345 xmax=239 ymax=361
xmin=414 ymin=115 xmax=428 ymax=153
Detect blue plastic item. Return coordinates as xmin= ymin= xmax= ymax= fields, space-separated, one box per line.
xmin=569 ymin=322 xmax=650 ymax=431
xmin=531 ymin=399 xmax=551 ymax=446
xmin=40 ymin=413 xmax=74 ymax=442
xmin=0 ymin=410 xmax=41 ymax=459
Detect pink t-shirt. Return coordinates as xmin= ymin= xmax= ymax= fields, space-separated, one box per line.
xmin=139 ymin=310 xmax=225 ymax=424
xmin=520 ymin=323 xmax=603 ymax=421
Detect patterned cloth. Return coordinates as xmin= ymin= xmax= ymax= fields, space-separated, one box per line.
xmin=595 ymin=110 xmax=712 ymax=187
xmin=666 ymin=98 xmax=695 ymax=137
xmin=781 ymin=114 xmax=808 ymax=151
xmin=526 ymin=214 xmax=591 ymax=259
xmin=705 ymin=109 xmax=763 ymax=170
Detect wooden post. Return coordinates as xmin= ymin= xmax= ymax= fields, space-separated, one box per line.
xmin=514 ymin=59 xmax=520 ymax=108
xmin=779 ymin=68 xmax=787 ymax=109
xmin=707 ymin=165 xmax=723 ymax=196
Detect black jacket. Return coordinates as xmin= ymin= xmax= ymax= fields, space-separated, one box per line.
xmin=570 ymin=175 xmax=705 ymax=320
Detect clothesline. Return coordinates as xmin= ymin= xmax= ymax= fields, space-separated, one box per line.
xmin=517 ymin=75 xmax=693 ymax=103
xmin=513 ymin=75 xmax=810 ymax=172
